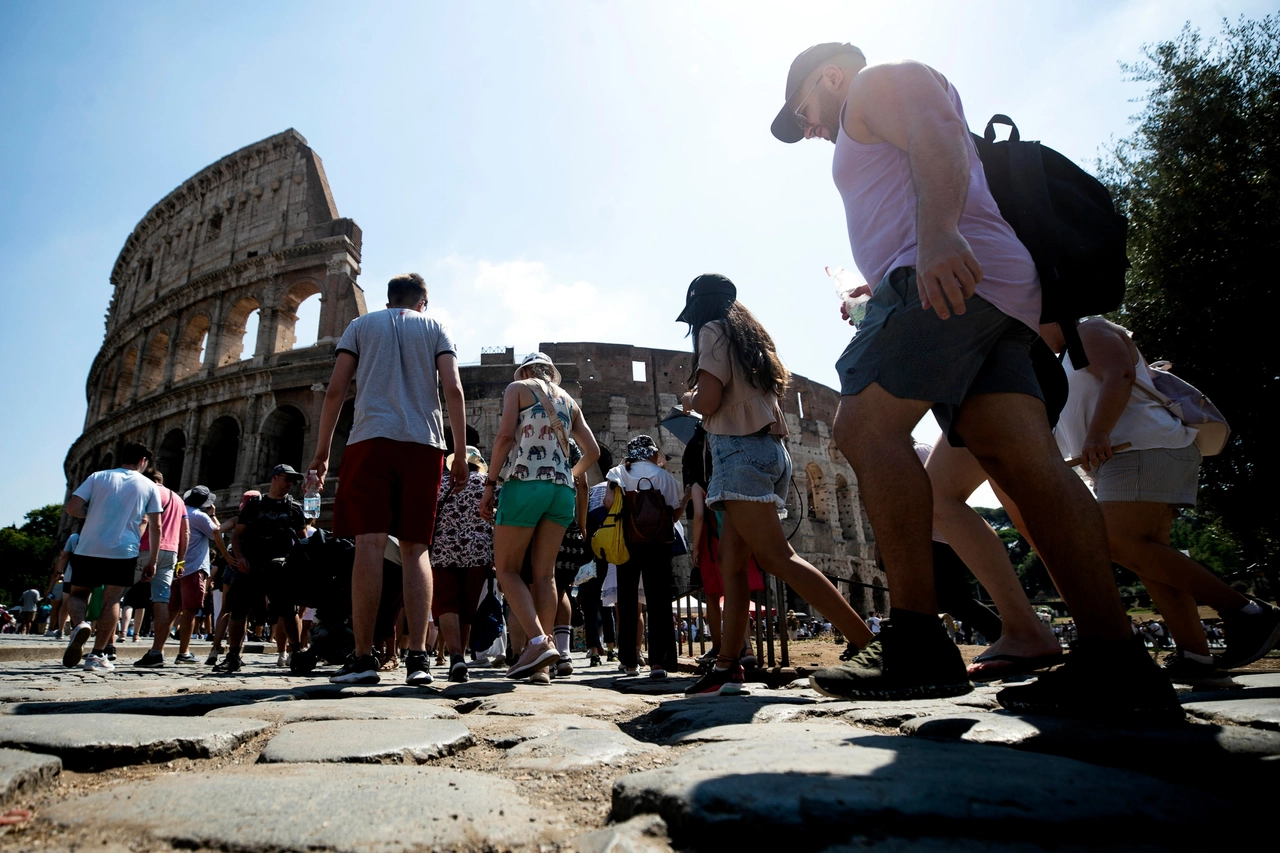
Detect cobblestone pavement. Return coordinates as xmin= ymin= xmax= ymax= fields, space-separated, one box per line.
xmin=0 ymin=636 xmax=1277 ymax=851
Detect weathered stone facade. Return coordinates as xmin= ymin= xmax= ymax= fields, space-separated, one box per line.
xmin=64 ymin=129 xmax=365 ymax=511
xmin=65 ymin=130 xmax=883 ymax=615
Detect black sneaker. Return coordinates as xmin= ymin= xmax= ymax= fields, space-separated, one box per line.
xmin=104 ymin=644 xmax=118 ymax=662
xmin=809 ymin=620 xmax=972 ymax=700
xmin=1160 ymin=650 xmax=1238 ymax=689
xmin=174 ymin=652 xmax=197 ymax=665
xmin=1217 ymin=598 xmax=1280 ymax=670
xmin=134 ymin=650 xmax=165 ymax=668
xmin=685 ymin=663 xmax=746 ymax=697
xmin=290 ymin=647 xmax=318 ymax=675
xmin=212 ymin=653 xmax=243 ymax=674
xmin=606 ymin=650 xmax=616 ymax=662
xmin=330 ymin=653 xmax=381 ymax=685
xmin=448 ymin=654 xmax=469 ymax=683
xmin=839 ymin=641 xmax=861 ymax=661
xmin=589 ymin=653 xmax=601 ymax=667
xmin=998 ymin=636 xmax=1183 ymax=719
xmin=405 ymin=652 xmax=433 ymax=686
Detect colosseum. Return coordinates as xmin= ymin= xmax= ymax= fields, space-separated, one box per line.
xmin=64 ymin=129 xmax=886 ymax=616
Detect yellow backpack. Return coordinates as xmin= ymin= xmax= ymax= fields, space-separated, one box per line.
xmin=590 ymin=486 xmax=630 ymax=566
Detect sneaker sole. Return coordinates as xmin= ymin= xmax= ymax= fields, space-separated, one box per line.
xmin=134 ymin=659 xmax=165 ymax=668
xmin=687 ymin=682 xmax=746 ymax=698
xmin=330 ymin=672 xmax=381 ymax=685
xmin=63 ymin=625 xmax=91 ymax=668
xmin=809 ymin=676 xmax=973 ymax=701
xmin=406 ymin=672 xmax=434 ymax=685
xmin=506 ymin=647 xmax=560 ymax=680
xmin=1221 ymin=619 xmax=1280 ymax=669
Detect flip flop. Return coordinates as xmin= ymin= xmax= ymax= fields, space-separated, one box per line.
xmin=967 ymin=650 xmax=1064 ymax=682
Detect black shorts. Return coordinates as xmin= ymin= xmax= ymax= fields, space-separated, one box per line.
xmin=68 ymin=555 xmax=136 ymax=589
xmin=224 ymin=568 xmax=292 ymax=621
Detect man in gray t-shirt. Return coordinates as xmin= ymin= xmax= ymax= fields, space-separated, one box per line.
xmin=309 ymin=272 xmax=469 ymax=687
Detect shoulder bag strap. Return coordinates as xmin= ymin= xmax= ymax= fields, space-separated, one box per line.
xmin=528 ymin=379 xmax=572 ymax=458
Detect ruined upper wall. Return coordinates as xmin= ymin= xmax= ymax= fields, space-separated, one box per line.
xmin=105 ymin=129 xmax=356 ymax=335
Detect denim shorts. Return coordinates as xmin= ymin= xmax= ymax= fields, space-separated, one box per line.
xmin=835 ymin=267 xmax=1042 ymax=445
xmin=140 ymin=550 xmax=178 ymax=603
xmin=705 ymin=432 xmax=792 ymax=516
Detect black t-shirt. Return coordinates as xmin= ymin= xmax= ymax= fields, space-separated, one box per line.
xmin=238 ymin=495 xmax=305 ymax=565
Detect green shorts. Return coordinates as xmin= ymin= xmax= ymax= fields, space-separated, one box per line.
xmin=495 ymin=479 xmax=576 ymax=528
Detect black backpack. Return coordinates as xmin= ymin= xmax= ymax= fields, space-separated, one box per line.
xmin=971 ymin=115 xmax=1129 ymax=368
xmin=623 ymin=477 xmax=673 ymax=546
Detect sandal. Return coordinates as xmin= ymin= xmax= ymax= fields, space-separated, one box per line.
xmin=968 ymin=650 xmax=1064 ymax=682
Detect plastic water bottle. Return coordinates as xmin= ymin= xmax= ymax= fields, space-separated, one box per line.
xmin=303 ymin=470 xmax=321 ymax=519
xmin=826 ymin=265 xmax=871 ymax=327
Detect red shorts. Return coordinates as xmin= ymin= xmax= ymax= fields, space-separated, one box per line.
xmin=169 ymin=570 xmax=207 ymax=613
xmin=334 ymin=438 xmax=445 ymax=543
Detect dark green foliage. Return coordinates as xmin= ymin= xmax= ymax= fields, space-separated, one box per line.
xmin=0 ymin=504 xmax=62 ymax=604
xmin=1101 ymin=15 xmax=1280 ymax=591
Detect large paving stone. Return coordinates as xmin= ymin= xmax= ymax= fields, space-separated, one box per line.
xmin=207 ymin=697 xmax=458 ymax=724
xmin=755 ymin=698 xmax=966 ymax=728
xmin=258 ymin=719 xmax=473 ymax=763
xmin=670 ymin=720 xmax=861 ymax=745
xmin=0 ymin=748 xmax=60 ymax=805
xmin=902 ymin=711 xmax=1280 ymax=785
xmin=612 ymin=728 xmax=1234 ymax=847
xmin=466 ymin=712 xmax=618 ymax=748
xmin=0 ymin=713 xmax=269 ymax=770
xmin=504 ymin=729 xmax=663 ymax=771
xmin=469 ymin=684 xmax=654 ymax=719
xmin=641 ymin=695 xmax=816 ymax=744
xmin=573 ymin=814 xmax=672 ymax=853
xmin=47 ymin=764 xmax=549 ymax=851
xmin=1181 ymin=697 xmax=1280 ymax=731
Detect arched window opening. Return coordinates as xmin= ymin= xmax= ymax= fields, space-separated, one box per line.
xmin=275 ymin=281 xmax=323 ymax=353
xmin=805 ymin=462 xmax=828 ymax=523
xmin=98 ymin=367 xmax=117 ymax=417
xmin=218 ymin=297 xmax=261 ymax=366
xmin=257 ymin=406 xmax=306 ymax=481
xmin=327 ymin=398 xmax=357 ymax=477
xmin=113 ymin=348 xmax=138 ymax=409
xmin=174 ymin=314 xmax=211 ymax=380
xmin=199 ymin=416 xmax=240 ymax=490
xmin=835 ymin=474 xmax=854 ymax=534
xmin=158 ymin=429 xmax=185 ymax=490
xmin=99 ymin=452 xmax=115 ymax=472
xmin=139 ymin=331 xmax=170 ymax=395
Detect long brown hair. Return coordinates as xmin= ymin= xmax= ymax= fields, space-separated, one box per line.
xmin=685 ymin=298 xmax=790 ymax=396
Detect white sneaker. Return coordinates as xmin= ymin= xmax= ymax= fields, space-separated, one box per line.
xmin=469 ymin=653 xmax=491 ymax=667
xmin=276 ymin=652 xmax=289 ymax=667
xmin=63 ymin=622 xmax=92 ymax=668
xmin=83 ymin=653 xmax=115 ymax=672
xmin=43 ymin=630 xmax=58 ymax=637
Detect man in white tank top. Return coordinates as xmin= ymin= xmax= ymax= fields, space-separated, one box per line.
xmin=771 ymin=44 xmax=1177 ymax=717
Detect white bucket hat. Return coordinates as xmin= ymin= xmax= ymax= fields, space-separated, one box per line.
xmin=514 ymin=351 xmax=561 ymax=386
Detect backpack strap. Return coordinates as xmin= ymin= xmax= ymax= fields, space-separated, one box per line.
xmin=1060 ymin=319 xmax=1090 ymax=370
xmin=527 ymin=379 xmax=572 ymax=458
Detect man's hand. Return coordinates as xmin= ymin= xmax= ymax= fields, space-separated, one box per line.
xmin=680 ymin=391 xmax=695 ymax=414
xmin=141 ymin=559 xmax=158 ymax=581
xmin=1080 ymin=431 xmax=1114 ymax=474
xmin=839 ymin=284 xmax=873 ymax=326
xmin=916 ymin=228 xmax=983 ymax=319
xmin=236 ymin=556 xmax=250 ymax=574
xmin=307 ymin=456 xmax=329 ymax=488
xmin=478 ymin=486 xmax=496 ymax=523
xmin=448 ymin=454 xmax=469 ymax=494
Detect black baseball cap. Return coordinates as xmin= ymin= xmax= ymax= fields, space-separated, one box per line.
xmin=771 ymin=42 xmax=865 ymax=144
xmin=270 ymin=464 xmax=305 ymax=481
xmin=676 ymin=273 xmax=737 ymax=323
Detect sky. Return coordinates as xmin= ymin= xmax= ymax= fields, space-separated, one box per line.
xmin=0 ymin=0 xmax=1268 ymax=528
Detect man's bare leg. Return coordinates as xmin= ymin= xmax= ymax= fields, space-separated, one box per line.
xmin=176 ymin=611 xmax=198 ymax=656
xmin=351 ymin=533 xmax=389 ymax=657
xmin=955 ymin=393 xmax=1130 ymax=640
xmin=833 ymin=383 xmax=936 ymax=614
xmin=148 ymin=602 xmax=172 ymax=654
xmin=92 ymin=585 xmax=128 ymax=654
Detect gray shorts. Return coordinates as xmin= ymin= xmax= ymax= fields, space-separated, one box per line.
xmin=1091 ymin=445 xmax=1201 ymax=507
xmin=835 ymin=267 xmax=1042 ymax=445
xmin=139 ymin=550 xmax=179 ymax=603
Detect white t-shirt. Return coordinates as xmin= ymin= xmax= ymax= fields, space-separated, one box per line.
xmin=336 ymin=307 xmax=457 ymax=448
xmin=184 ymin=507 xmax=220 ymax=575
xmin=20 ymin=589 xmax=39 ymax=612
xmin=71 ymin=469 xmax=162 ymax=559
xmin=605 ymin=461 xmax=682 ymax=509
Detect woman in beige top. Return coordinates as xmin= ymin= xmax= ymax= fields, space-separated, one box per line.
xmin=676 ymin=274 xmax=873 ymax=697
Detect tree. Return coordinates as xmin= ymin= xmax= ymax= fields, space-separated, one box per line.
xmin=1102 ymin=15 xmax=1280 ymax=590
xmin=0 ymin=503 xmax=62 ymax=604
